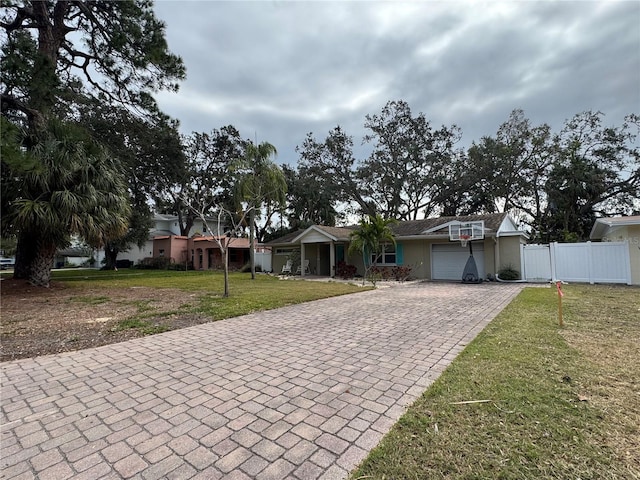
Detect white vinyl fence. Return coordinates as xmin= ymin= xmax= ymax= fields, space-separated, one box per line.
xmin=521 ymin=241 xmax=631 ymax=285
xmin=255 ymin=250 xmax=272 ymax=273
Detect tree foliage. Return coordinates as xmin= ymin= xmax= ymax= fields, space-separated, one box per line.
xmin=1 ymin=0 xmax=185 ymax=130
xmin=1 ymin=119 xmax=130 ymax=286
xmin=467 ymin=109 xmax=639 ymax=241
xmin=361 ymin=100 xmax=461 ymax=220
xmin=348 ymin=214 xmax=396 ymax=285
xmin=544 ymin=111 xmax=639 ymax=241
xmin=235 ymin=142 xmax=287 ymax=239
xmin=156 ymin=126 xmax=245 ymax=236
xmin=296 ymin=126 xmax=375 ymax=217
xmin=295 ymin=103 xmax=638 ymax=243
xmin=282 ymin=164 xmax=341 ymax=231
xmin=295 ymin=101 xmax=462 ymax=220
xmin=77 ymin=99 xmax=185 ymax=268
xmin=465 ymin=110 xmax=554 ymax=224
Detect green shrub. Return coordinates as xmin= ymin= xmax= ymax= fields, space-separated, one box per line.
xmin=168 ymin=262 xmax=191 ymax=271
xmin=135 ymin=257 xmax=172 ymax=270
xmin=498 ymin=264 xmax=520 ymax=280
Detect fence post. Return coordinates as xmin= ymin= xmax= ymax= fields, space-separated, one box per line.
xmin=549 ymin=242 xmax=557 ymax=281
xmin=587 ymin=241 xmax=594 ymax=284
xmin=625 ymin=243 xmax=632 ymax=285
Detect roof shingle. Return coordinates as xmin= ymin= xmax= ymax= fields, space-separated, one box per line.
xmin=266 ymin=213 xmax=509 ymax=244
xmin=391 ymin=213 xmax=508 ymax=236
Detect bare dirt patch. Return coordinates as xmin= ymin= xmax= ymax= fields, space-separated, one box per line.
xmin=1 ymin=279 xmax=210 ymax=362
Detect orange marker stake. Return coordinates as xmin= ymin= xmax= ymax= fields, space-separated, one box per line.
xmin=556 ymin=281 xmax=564 ymax=327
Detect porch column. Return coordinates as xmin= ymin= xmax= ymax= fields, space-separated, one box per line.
xmin=300 ymin=243 xmax=306 ymax=277
xmin=194 ymin=249 xmax=201 ymax=270
xmin=203 ymin=248 xmax=210 ymax=270
xmin=329 ymin=241 xmax=335 ymax=278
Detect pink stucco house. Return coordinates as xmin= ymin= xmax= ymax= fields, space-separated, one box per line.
xmin=153 ymin=235 xmax=251 ymax=270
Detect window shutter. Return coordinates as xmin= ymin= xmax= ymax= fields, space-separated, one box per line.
xmin=396 ymin=243 xmax=404 ymax=265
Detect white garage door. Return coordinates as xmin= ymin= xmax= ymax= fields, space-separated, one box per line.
xmin=432 ymin=243 xmax=485 ymax=280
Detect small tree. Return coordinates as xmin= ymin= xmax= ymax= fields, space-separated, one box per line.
xmin=234 ymin=141 xmax=287 ymax=279
xmin=186 ymin=204 xmax=253 ymax=298
xmin=348 ymin=214 xmax=396 ymax=285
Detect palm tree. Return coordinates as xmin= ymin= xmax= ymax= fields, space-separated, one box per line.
xmin=3 ymin=119 xmax=130 ymax=287
xmin=234 ymin=141 xmax=287 ymax=279
xmin=348 ymin=214 xmax=396 ymax=285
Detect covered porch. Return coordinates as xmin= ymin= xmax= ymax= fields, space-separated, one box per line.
xmin=274 ymin=226 xmax=356 ymax=277
xmin=191 ymin=236 xmax=250 ymax=271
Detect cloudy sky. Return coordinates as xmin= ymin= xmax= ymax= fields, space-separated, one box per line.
xmin=153 ymin=0 xmax=640 ymax=164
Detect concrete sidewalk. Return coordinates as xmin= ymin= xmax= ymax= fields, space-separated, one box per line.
xmin=1 ymin=282 xmax=523 ymax=479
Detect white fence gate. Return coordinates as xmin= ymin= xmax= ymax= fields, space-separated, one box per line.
xmin=521 ymin=242 xmax=631 ymax=285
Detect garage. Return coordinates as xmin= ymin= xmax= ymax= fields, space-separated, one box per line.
xmin=432 ymin=243 xmax=485 ymax=280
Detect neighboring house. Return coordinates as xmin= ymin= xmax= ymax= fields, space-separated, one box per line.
xmin=54 ymin=246 xmax=93 ymax=268
xmin=590 ymin=215 xmax=640 ymax=285
xmin=117 ymin=214 xmax=222 ymax=266
xmin=153 ymin=234 xmax=251 ymax=270
xmin=268 ymin=213 xmax=528 ymax=281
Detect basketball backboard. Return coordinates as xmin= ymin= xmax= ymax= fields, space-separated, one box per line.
xmin=449 ymin=221 xmax=485 ymax=243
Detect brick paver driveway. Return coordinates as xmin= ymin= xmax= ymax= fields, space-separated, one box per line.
xmin=1 ymin=282 xmax=523 ymax=479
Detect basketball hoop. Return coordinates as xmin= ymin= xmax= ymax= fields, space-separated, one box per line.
xmin=460 ymin=234 xmax=470 ymax=248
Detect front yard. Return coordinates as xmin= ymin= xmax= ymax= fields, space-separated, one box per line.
xmin=0 ymin=270 xmax=366 ymax=361
xmin=3 ymin=272 xmax=637 ymax=478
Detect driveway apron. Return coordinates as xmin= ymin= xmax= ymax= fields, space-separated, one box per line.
xmin=1 ymin=282 xmax=523 ymax=480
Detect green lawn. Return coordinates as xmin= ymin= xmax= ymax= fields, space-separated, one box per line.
xmin=351 ymin=285 xmax=639 ymax=479
xmin=48 ymin=268 xmax=369 ymax=320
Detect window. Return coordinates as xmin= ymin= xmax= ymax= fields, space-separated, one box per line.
xmin=158 ymin=249 xmax=165 ymax=257
xmin=371 ymin=244 xmax=396 ymax=265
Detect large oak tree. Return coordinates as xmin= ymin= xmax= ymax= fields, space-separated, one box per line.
xmin=1 ymin=0 xmax=185 ymax=283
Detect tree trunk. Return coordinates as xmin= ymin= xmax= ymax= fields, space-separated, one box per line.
xmin=104 ymin=245 xmax=119 ymax=270
xmin=249 ymin=208 xmax=255 ymax=280
xmin=29 ymin=242 xmax=57 ymax=287
xmin=180 ymin=213 xmax=195 ymax=237
xmin=13 ymin=232 xmax=35 ymax=280
xmin=28 ymin=2 xmax=68 ymax=132
xmin=223 ymin=243 xmax=230 ymax=297
xmin=362 ymin=250 xmax=367 ymax=286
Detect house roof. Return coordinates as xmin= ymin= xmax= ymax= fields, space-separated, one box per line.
xmin=291 ymin=225 xmax=356 ymax=243
xmin=267 ymin=213 xmax=515 ymax=245
xmin=150 ymin=229 xmax=175 ymax=238
xmin=266 ymin=229 xmax=305 ymax=245
xmin=391 ymin=213 xmax=509 ymax=237
xmin=590 ymin=215 xmax=640 ymax=240
xmin=153 ymin=213 xmax=177 ymax=221
xmin=153 ymin=213 xmax=221 ymax=223
xmin=192 ymin=236 xmax=251 ymax=249
xmin=56 ymin=246 xmax=92 ymax=257
xmin=315 ymin=225 xmax=357 ymax=238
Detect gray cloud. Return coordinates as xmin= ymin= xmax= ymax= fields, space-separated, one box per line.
xmin=153 ymin=0 xmax=640 ymax=162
